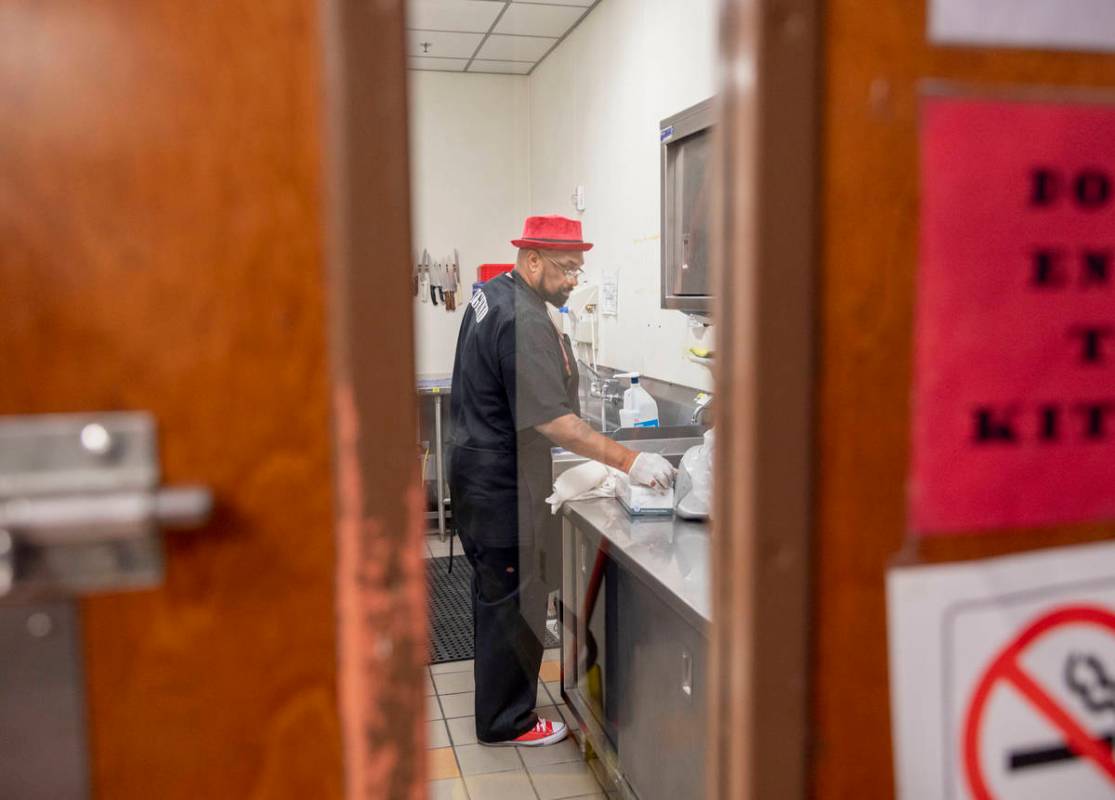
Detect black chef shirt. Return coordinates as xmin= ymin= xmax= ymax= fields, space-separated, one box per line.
xmin=448 ymin=270 xmax=580 ymax=546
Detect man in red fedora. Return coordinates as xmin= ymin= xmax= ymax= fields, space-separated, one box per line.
xmin=449 ymin=215 xmax=676 ymax=747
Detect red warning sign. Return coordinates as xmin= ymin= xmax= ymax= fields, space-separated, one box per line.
xmin=963 ymin=605 xmax=1115 ymax=799
xmin=911 ymin=96 xmax=1115 ymax=534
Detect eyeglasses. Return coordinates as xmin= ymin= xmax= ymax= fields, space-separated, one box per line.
xmin=542 ymin=253 xmax=584 ymax=279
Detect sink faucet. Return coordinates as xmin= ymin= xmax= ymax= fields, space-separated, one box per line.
xmin=691 ymin=393 xmax=713 ymax=425
xmin=579 ymin=362 xmax=625 ymax=432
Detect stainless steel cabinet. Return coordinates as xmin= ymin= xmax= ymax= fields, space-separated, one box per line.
xmin=561 ymin=513 xmax=708 ymax=800
xmin=616 ymin=569 xmax=707 ymax=800
xmin=661 ymin=98 xmax=715 ymax=314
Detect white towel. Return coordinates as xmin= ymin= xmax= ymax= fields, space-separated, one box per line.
xmin=546 ymin=460 xmax=616 ymax=514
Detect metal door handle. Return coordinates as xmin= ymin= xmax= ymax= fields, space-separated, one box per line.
xmin=0 ymin=487 xmax=212 ymax=545
xmin=0 ymin=412 xmax=214 ymax=600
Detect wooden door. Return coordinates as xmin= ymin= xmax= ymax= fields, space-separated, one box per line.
xmin=0 ymin=2 xmax=345 ymax=796
xmin=814 ymin=2 xmax=1115 ymax=797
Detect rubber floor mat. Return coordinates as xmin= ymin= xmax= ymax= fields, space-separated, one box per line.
xmin=427 ymin=555 xmax=559 ymax=664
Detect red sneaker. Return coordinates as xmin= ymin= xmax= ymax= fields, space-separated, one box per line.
xmin=482 ymin=717 xmax=568 ymax=747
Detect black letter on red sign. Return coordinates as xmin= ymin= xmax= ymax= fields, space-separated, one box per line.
xmin=1068 ymin=325 xmax=1114 ymax=364
xmin=1074 ymin=402 xmax=1115 ymax=440
xmin=1075 ymin=170 xmax=1111 ymax=209
xmin=973 ymin=407 xmax=1019 ymax=443
xmin=1038 ymin=404 xmax=1062 ymax=442
xmin=1031 ymin=168 xmax=1061 ymax=207
xmin=1082 ymin=250 xmax=1111 ymax=286
xmin=1032 ymin=249 xmax=1069 ymax=288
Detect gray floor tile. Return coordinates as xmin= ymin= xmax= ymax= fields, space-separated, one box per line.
xmin=427 ymin=694 xmax=444 ymax=721
xmin=440 ymin=691 xmax=475 ymax=719
xmin=544 ymin=681 xmax=562 ymax=704
xmin=427 ymin=719 xmax=451 ymax=749
xmin=434 ymin=670 xmax=475 ymax=695
xmin=464 ymin=770 xmax=536 ymax=800
xmin=555 ymin=703 xmax=576 ymax=730
xmin=527 ymin=760 xmax=602 ymax=800
xmin=428 ymin=538 xmax=453 ymax=558
xmin=447 ymin=715 xmax=478 ymax=746
xmin=536 ymin=685 xmax=551 ymax=708
xmin=427 ymin=778 xmax=469 ymax=800
xmin=424 ymin=673 xmax=437 ymax=696
xmin=543 ymin=647 xmax=560 ymax=662
xmin=519 ymin=737 xmax=581 ymax=768
xmin=430 ymin=659 xmax=473 ymax=676
xmin=534 ymin=704 xmax=559 ymax=723
xmin=454 ymin=743 xmax=525 ymax=776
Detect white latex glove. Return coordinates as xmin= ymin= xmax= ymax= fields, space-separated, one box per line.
xmin=628 ymin=452 xmax=677 ymax=489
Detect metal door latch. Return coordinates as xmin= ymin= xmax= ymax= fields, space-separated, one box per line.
xmin=0 ymin=412 xmax=213 ymax=600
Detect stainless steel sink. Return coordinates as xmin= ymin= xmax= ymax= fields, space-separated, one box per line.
xmin=609 ymin=424 xmax=708 ymax=442
xmin=552 ymin=425 xmax=706 ymax=478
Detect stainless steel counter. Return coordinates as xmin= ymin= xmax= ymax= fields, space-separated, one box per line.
xmin=560 ymin=498 xmax=710 ymax=800
xmin=562 ymin=498 xmax=710 ymax=631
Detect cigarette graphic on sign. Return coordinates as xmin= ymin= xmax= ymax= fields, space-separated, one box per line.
xmin=1008 ymin=653 xmax=1115 ymax=771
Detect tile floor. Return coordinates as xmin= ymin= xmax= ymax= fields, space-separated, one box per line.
xmin=427 ymin=535 xmax=454 ymax=559
xmin=425 ymin=534 xmax=604 ymax=800
xmin=425 ymin=655 xmax=602 ymax=800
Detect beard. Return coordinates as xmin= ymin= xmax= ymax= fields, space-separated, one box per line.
xmin=545 ymin=287 xmax=571 ymax=307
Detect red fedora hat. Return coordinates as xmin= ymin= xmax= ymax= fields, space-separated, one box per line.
xmin=511 ymin=215 xmax=594 ymax=252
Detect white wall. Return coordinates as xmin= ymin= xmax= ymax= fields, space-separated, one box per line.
xmin=528 ymin=0 xmax=717 ymax=390
xmin=409 ymin=0 xmax=717 ymax=389
xmin=408 ymin=71 xmax=530 ymax=377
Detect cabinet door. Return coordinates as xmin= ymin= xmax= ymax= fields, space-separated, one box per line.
xmin=616 ymin=571 xmax=707 ymax=800
xmin=669 ymin=129 xmax=713 ymax=297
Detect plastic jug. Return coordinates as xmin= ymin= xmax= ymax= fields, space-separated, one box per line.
xmin=558 ymin=306 xmax=574 ymax=338
xmin=618 ymin=373 xmax=659 ymax=428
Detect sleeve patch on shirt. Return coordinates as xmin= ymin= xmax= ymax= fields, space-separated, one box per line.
xmin=470 ymin=289 xmax=489 ymax=323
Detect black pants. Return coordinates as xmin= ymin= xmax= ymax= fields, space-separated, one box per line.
xmin=455 ymin=533 xmax=549 ymax=743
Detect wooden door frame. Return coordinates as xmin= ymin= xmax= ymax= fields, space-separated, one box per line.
xmin=318 ymin=0 xmax=427 ymax=797
xmin=709 ymin=0 xmax=820 ymax=798
xmin=317 ymin=0 xmax=821 ymax=795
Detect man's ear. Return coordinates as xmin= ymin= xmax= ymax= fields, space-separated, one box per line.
xmin=527 ymin=250 xmax=543 ymax=275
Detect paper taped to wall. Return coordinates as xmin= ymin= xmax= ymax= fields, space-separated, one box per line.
xmin=929 ymin=0 xmax=1115 ymax=52
xmin=602 ymin=272 xmax=618 ymax=317
xmin=888 ymin=541 xmax=1115 ymax=799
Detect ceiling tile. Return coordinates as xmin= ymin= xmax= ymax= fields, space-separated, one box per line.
xmin=510 ymin=0 xmax=592 ymax=6
xmin=475 ymin=34 xmax=556 ymax=61
xmin=406 ymin=29 xmax=485 ymax=59
xmin=407 ymin=56 xmax=469 ymax=72
xmin=468 ymin=59 xmax=534 ymax=75
xmin=408 ymin=0 xmax=503 ymax=33
xmin=494 ymin=3 xmax=587 ymax=37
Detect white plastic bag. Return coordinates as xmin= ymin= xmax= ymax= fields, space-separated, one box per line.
xmin=675 ymin=428 xmax=713 ymax=520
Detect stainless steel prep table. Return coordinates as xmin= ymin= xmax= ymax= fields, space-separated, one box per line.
xmin=416 ymin=375 xmax=452 ymax=540
xmin=560 ymin=497 xmax=710 ymax=800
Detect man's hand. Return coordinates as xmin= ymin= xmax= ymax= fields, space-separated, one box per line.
xmin=628 ymin=452 xmax=677 ymax=489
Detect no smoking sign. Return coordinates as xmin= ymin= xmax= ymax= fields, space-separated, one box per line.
xmin=889 ymin=543 xmax=1115 ymax=798
xmin=964 ymin=606 xmax=1115 ymax=798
